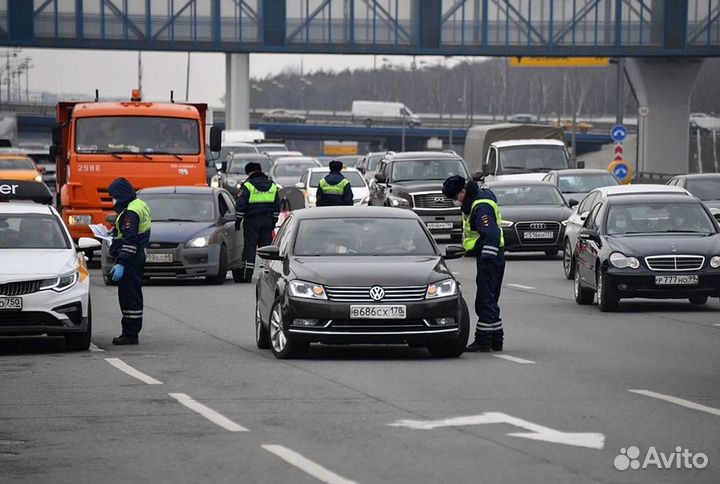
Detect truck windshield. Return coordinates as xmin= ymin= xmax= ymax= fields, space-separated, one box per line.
xmin=75 ymin=117 xmax=201 ymax=155
xmin=391 ymin=159 xmax=469 ymax=182
xmin=499 ymin=146 xmax=568 ymax=173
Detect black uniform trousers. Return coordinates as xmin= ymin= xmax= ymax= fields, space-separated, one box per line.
xmin=241 ymin=214 xmax=274 ymax=277
xmin=474 ymin=249 xmax=505 ymax=346
xmin=118 ymin=253 xmax=146 ymax=338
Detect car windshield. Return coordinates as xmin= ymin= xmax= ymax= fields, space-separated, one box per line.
xmin=0 ymin=213 xmax=69 ymax=249
xmin=558 ymin=173 xmax=619 ymax=193
xmin=217 ymin=145 xmax=258 ymax=161
xmin=499 ymin=146 xmax=568 ymax=172
xmin=367 ymin=154 xmax=384 ymax=171
xmin=75 ymin=116 xmax=201 ymax=155
xmin=492 ymin=185 xmax=566 ymax=206
xmin=294 ymin=218 xmax=436 ymax=256
xmin=272 ymin=162 xmax=319 ymax=177
xmin=606 ymin=202 xmax=717 ymax=235
xmin=391 ymin=159 xmax=468 ymax=182
xmin=227 ymin=158 xmax=272 ymax=174
xmin=1 ymin=158 xmax=34 ymax=170
xmin=686 ymin=178 xmax=720 ymax=201
xmin=309 ymin=171 xmax=366 ymax=187
xmin=142 ymin=194 xmax=215 ymax=222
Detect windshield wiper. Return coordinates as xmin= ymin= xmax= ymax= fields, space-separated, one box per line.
xmin=154 ymin=218 xmax=198 ymax=222
xmin=84 ymin=149 xmax=122 ymax=159
xmin=146 ymin=151 xmax=182 ymax=160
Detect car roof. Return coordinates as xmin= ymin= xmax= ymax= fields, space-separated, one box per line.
xmin=228 ymin=153 xmax=271 ymax=160
xmin=595 ymin=184 xmax=690 ymax=197
xmin=672 ymin=173 xmax=720 ymax=180
xmin=290 ymin=206 xmax=420 ymax=220
xmin=138 ymin=186 xmax=220 ymax=195
xmin=386 ymin=151 xmax=462 ymax=160
xmin=608 ymin=194 xmax=704 ymax=205
xmin=492 ymin=139 xmax=566 ymax=148
xmin=274 ymin=156 xmax=318 ymax=163
xmin=548 ymin=169 xmax=614 ymax=176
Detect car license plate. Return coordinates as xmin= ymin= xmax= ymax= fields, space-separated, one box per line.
xmin=147 ymin=253 xmax=173 ymax=263
xmin=523 ymin=231 xmax=554 ymax=239
xmin=427 ymin=222 xmax=453 ymax=230
xmin=350 ymin=305 xmax=406 ymax=319
xmin=0 ymin=297 xmax=22 ymax=310
xmin=655 ymin=275 xmax=699 ymax=286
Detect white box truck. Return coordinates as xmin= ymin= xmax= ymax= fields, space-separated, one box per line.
xmin=351 ymin=101 xmax=421 ymax=127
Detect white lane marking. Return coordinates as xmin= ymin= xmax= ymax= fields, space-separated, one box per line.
xmin=89 ymin=343 xmax=104 ymax=352
xmin=629 ymin=389 xmax=720 ymax=417
xmin=493 ymin=354 xmax=536 ymax=364
xmin=104 ymin=358 xmax=163 ymax=385
xmin=506 ymin=283 xmax=535 ymax=290
xmin=388 ymin=412 xmax=604 ymax=449
xmin=169 ymin=393 xmax=249 ymax=432
xmin=262 ymin=445 xmax=359 ymax=484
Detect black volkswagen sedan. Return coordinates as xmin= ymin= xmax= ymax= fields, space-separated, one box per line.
xmin=573 ymin=194 xmax=720 ymax=311
xmin=487 ymin=181 xmax=574 ymax=256
xmin=254 ymin=207 xmax=469 ymax=359
xmin=215 ymin=153 xmax=273 ymax=195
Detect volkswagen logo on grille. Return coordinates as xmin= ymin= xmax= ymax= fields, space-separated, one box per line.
xmin=369 ymin=286 xmax=385 ymax=301
xmin=529 ymin=222 xmax=547 ymax=230
xmin=434 ymin=196 xmax=446 ymax=203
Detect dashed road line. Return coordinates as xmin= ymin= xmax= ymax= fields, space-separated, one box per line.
xmin=506 ymin=283 xmax=535 ymax=290
xmin=629 ymin=389 xmax=720 ymax=417
xmin=262 ymin=445 xmax=359 ymax=484
xmin=89 ymin=343 xmax=104 ymax=352
xmin=104 ymin=358 xmax=163 ymax=385
xmin=169 ymin=393 xmax=249 ymax=432
xmin=493 ymin=354 xmax=536 ymax=364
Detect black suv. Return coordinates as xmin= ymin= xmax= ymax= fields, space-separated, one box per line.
xmin=369 ymin=151 xmax=473 ymax=241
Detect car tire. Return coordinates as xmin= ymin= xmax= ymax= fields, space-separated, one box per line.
xmin=255 ymin=297 xmax=270 ymax=349
xmin=427 ymin=297 xmax=470 ymax=358
xmin=574 ymin=262 xmax=594 ymax=305
xmin=563 ymin=239 xmax=575 ymax=280
xmin=65 ymin=297 xmax=91 ymax=351
xmin=206 ymin=245 xmax=228 ymax=285
xmin=596 ymin=268 xmax=618 ymax=312
xmin=269 ymin=297 xmax=308 ymax=359
xmin=545 ymin=250 xmax=559 ymax=257
xmin=689 ymin=296 xmax=708 ymax=305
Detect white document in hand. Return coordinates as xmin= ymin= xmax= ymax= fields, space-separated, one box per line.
xmin=88 ymin=224 xmax=112 ymax=241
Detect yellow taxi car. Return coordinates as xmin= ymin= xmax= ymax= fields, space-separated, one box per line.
xmin=554 ymin=120 xmax=593 ymax=133
xmin=0 ymin=149 xmax=44 ymax=182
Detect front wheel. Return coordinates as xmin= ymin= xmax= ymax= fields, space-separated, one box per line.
xmin=563 ymin=239 xmax=575 ymax=280
xmin=206 ymin=245 xmax=228 ymax=285
xmin=427 ymin=297 xmax=470 ymax=358
xmin=689 ymin=296 xmax=708 ymax=305
xmin=574 ymin=263 xmax=594 ymax=305
xmin=597 ymin=269 xmax=618 ymax=312
xmin=269 ymin=298 xmax=308 ymax=359
xmin=255 ymin=298 xmax=270 ymax=349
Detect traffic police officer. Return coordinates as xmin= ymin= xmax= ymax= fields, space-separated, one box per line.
xmin=316 ymin=160 xmax=353 ymax=206
xmin=235 ymin=162 xmax=280 ymax=282
xmin=443 ymin=175 xmax=505 ymax=352
xmin=107 ymin=177 xmax=151 ymax=345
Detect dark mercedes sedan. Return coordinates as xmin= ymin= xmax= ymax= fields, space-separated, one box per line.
xmin=574 ymin=194 xmax=720 ymax=311
xmin=488 ymin=180 xmax=574 ymax=256
xmin=254 ymin=207 xmax=469 ymax=359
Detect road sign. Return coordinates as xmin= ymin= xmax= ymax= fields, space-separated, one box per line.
xmin=610 ymin=125 xmax=627 ymax=142
xmin=608 ymin=160 xmax=634 ymax=184
xmin=614 ymin=145 xmax=624 ymax=155
xmin=509 ymin=57 xmax=609 ymax=68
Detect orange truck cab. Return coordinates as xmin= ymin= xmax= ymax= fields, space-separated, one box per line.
xmin=51 ymin=90 xmax=221 ymax=240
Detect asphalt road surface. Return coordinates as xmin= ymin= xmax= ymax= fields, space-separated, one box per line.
xmin=2 ymin=251 xmax=719 ymax=484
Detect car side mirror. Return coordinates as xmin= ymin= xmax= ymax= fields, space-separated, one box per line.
xmin=472 ymin=171 xmax=484 ymax=182
xmin=257 ymin=245 xmax=283 ymax=261
xmin=209 ymin=126 xmax=222 ymax=153
xmin=374 ymin=173 xmax=386 ymax=184
xmin=36 ymin=165 xmax=46 ymax=173
xmin=219 ymin=161 xmax=227 ymax=173
xmin=568 ymin=198 xmax=579 ymax=208
xmin=576 ymin=160 xmax=586 ymax=169
xmin=77 ymin=237 xmax=101 ymax=251
xmin=51 ymin=123 xmax=62 ymax=146
xmin=222 ymin=212 xmax=235 ymax=223
xmin=294 ymin=182 xmax=304 ymax=189
xmin=358 ymin=167 xmax=365 ymax=174
xmin=579 ymin=211 xmax=589 ymax=222
xmin=443 ymin=245 xmax=465 ymax=260
xmin=578 ymin=228 xmax=599 ymax=242
xmin=481 ymin=164 xmax=492 ymax=177
xmin=105 ymin=214 xmax=117 ymax=224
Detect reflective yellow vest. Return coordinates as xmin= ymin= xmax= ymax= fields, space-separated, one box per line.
xmin=244 ymin=181 xmax=278 ymax=203
xmin=462 ymin=198 xmax=504 ymax=252
xmin=319 ymin=177 xmax=350 ymax=195
xmin=116 ymin=198 xmax=152 ymax=239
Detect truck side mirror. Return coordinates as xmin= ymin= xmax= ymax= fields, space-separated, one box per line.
xmin=374 ymin=173 xmax=386 ymax=184
xmin=472 ymin=171 xmax=484 ymax=182
xmin=481 ymin=164 xmax=492 ymax=177
xmin=209 ymin=126 xmax=222 ymax=153
xmin=51 ymin=123 xmax=62 ymax=146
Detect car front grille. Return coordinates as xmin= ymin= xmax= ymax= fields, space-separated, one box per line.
xmin=411 ymin=192 xmax=456 ymax=209
xmin=514 ymin=221 xmax=561 ymax=245
xmin=147 ymin=242 xmax=180 ymax=250
xmin=0 ymin=280 xmax=42 ymax=296
xmin=97 ymin=188 xmax=113 ymax=205
xmin=645 ymin=255 xmax=705 ymax=271
xmin=325 ymin=285 xmax=427 ymax=302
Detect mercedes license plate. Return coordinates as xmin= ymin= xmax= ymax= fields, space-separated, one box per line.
xmin=0 ymin=297 xmax=22 ymax=310
xmin=350 ymin=305 xmax=406 ymax=319
xmin=147 ymin=253 xmax=173 ymax=264
xmin=655 ymin=275 xmax=698 ymax=286
xmin=523 ymin=231 xmax=554 ymax=239
xmin=427 ymin=222 xmax=453 ymax=230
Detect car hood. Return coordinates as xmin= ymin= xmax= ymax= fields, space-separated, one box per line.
xmin=389 ymin=181 xmax=447 ymax=195
xmin=289 ymin=256 xmax=451 ymax=286
xmin=0 ymin=249 xmax=76 ymax=282
xmin=500 ymin=205 xmax=574 ymax=222
xmin=607 ymin=233 xmax=720 ymax=256
xmin=0 ymin=170 xmax=38 ymax=181
xmin=150 ymin=221 xmax=217 ymax=244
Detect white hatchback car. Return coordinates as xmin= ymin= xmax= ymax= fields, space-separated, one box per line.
xmin=296 ymin=167 xmax=370 ymax=208
xmin=0 ymin=181 xmax=99 ymax=350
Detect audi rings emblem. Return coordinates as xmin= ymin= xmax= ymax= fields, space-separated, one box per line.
xmin=369 ymin=286 xmax=385 ymax=301
xmin=529 ymin=222 xmax=547 ymax=230
xmin=434 ymin=196 xmax=446 ymax=203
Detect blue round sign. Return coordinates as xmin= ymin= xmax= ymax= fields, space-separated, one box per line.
xmin=613 ymin=163 xmax=629 ymax=179
xmin=611 ymin=124 xmax=627 ymax=142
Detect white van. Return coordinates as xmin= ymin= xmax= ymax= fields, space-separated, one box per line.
xmin=222 ymin=129 xmax=265 ymax=144
xmin=351 ymin=101 xmax=421 ymax=127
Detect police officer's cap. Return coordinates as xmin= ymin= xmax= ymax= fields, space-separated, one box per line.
xmin=442 ymin=175 xmax=467 ymax=199
xmin=329 ymin=160 xmax=343 ymax=172
xmin=245 ymin=162 xmax=262 ymax=175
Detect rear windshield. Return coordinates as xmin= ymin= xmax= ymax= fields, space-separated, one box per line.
xmin=686 ymin=178 xmax=720 ymax=201
xmin=0 ymin=158 xmax=34 ymax=170
xmin=272 ymin=162 xmax=319 ymax=177
xmin=493 ymin=185 xmax=566 ymax=206
xmin=142 ymin=194 xmax=215 ymax=222
xmin=309 ymin=171 xmax=366 ymax=187
xmin=0 ymin=213 xmax=70 ymax=249
xmin=558 ymin=173 xmax=619 ymax=193
xmin=227 ymin=158 xmax=273 ymax=174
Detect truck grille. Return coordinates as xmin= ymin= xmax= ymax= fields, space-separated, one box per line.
xmin=97 ymin=188 xmax=113 ymax=205
xmin=325 ymin=285 xmax=427 ymax=302
xmin=411 ymin=192 xmax=456 ymax=209
xmin=0 ymin=280 xmax=42 ymax=296
xmin=514 ymin=221 xmax=561 ymax=245
xmin=645 ymin=255 xmax=705 ymax=271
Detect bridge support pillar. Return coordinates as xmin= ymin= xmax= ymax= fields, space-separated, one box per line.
xmin=225 ymin=53 xmax=250 ymax=130
xmin=625 ymin=58 xmax=703 ymax=175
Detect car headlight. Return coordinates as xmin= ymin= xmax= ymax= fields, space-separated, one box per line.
xmin=68 ymin=215 xmax=92 ymax=226
xmin=388 ymin=195 xmax=410 ymax=208
xmin=609 ymin=252 xmax=640 ymax=269
xmin=40 ymin=270 xmax=79 ymax=292
xmin=426 ymin=279 xmax=457 ymax=299
xmin=500 ymin=220 xmax=514 ymax=228
xmin=289 ymin=280 xmax=327 ymax=299
xmin=711 ymin=256 xmax=720 ymax=268
xmin=34 ymin=174 xmax=43 ymax=182
xmin=186 ymin=236 xmax=209 ymax=248
xmin=210 ymin=177 xmax=219 ymax=188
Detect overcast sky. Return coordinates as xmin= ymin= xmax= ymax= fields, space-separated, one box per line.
xmin=19 ymin=48 xmax=447 ymax=107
